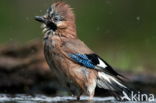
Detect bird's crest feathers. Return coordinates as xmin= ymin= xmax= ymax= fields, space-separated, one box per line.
xmin=52 ymin=2 xmax=75 ymax=21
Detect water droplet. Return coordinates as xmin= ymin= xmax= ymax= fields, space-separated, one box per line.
xmin=40 ymin=10 xmax=42 ymax=13
xmin=26 ymin=17 xmax=30 ymax=21
xmin=136 ymin=16 xmax=140 ymax=21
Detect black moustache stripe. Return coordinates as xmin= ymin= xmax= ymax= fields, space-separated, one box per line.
xmin=46 ymin=21 xmax=57 ymax=31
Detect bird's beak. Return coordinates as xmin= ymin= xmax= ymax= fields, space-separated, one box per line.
xmin=34 ymin=16 xmax=46 ymax=24
xmin=35 ymin=16 xmax=57 ymax=31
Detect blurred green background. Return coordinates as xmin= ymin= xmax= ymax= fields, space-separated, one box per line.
xmin=0 ymin=0 xmax=156 ymax=73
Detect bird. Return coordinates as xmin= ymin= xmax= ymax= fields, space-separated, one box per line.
xmin=35 ymin=1 xmax=130 ymax=101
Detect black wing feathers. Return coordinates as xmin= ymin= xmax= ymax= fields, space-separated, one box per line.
xmin=86 ymin=54 xmax=120 ymax=76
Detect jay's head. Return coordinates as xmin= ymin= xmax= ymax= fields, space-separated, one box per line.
xmin=35 ymin=2 xmax=76 ymax=37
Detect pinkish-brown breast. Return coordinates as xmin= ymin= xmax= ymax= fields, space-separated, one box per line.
xmin=43 ymin=35 xmax=97 ymax=94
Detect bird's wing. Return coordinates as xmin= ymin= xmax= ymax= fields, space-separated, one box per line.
xmin=68 ymin=53 xmax=120 ymax=76
xmin=62 ymin=38 xmax=120 ymax=77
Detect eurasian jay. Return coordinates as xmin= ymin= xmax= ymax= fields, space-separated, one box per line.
xmin=35 ymin=1 xmax=129 ymax=100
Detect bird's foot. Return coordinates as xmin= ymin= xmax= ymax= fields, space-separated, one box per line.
xmin=76 ymin=96 xmax=80 ymax=101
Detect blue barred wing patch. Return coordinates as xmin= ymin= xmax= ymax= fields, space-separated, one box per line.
xmin=68 ymin=53 xmax=95 ymax=68
xmin=68 ymin=53 xmax=120 ymax=76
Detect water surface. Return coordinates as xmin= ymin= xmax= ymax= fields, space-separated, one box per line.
xmin=0 ymin=94 xmax=155 ymax=103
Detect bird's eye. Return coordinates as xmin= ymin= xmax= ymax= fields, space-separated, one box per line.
xmin=53 ymin=16 xmax=60 ymax=22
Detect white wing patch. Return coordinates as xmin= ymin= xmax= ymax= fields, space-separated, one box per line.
xmin=97 ymin=72 xmax=127 ymax=89
xmin=97 ymin=58 xmax=107 ymax=68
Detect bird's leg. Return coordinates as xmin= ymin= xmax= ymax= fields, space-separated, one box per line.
xmin=76 ymin=96 xmax=80 ymax=101
xmin=76 ymin=91 xmax=83 ymax=101
xmin=88 ymin=94 xmax=94 ymax=101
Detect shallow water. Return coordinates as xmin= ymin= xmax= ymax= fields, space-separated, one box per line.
xmin=0 ymin=94 xmax=155 ymax=103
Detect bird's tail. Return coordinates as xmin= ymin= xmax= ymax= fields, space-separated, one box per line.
xmin=96 ymin=72 xmax=132 ymax=101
